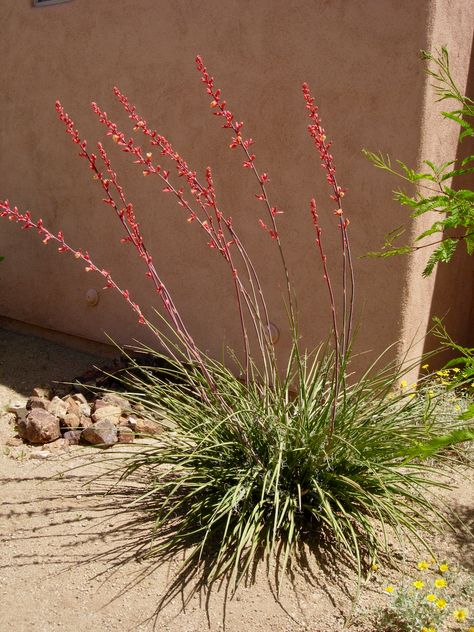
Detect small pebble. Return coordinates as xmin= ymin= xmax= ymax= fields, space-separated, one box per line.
xmin=30 ymin=451 xmax=50 ymax=460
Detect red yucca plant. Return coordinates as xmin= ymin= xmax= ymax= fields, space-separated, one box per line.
xmin=1 ymin=56 xmax=354 ymax=428
xmin=2 ymin=57 xmax=467 ymax=597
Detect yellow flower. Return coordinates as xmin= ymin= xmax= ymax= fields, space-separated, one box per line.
xmin=371 ymin=563 xmax=379 ymax=571
xmin=385 ymin=585 xmax=394 ymax=593
xmin=413 ymin=580 xmax=425 ymax=589
xmin=452 ymin=367 xmax=460 ymax=373
xmin=455 ymin=404 xmax=461 ymax=411
xmin=467 ymin=627 xmax=474 ymax=632
xmin=421 ymin=627 xmax=436 ymax=632
xmin=438 ymin=563 xmax=449 ymax=573
xmin=418 ymin=560 xmax=430 ymax=571
xmin=435 ymin=598 xmax=446 ymax=609
xmin=428 ymin=390 xmax=435 ymax=397
xmin=400 ymin=379 xmax=408 ymax=389
xmin=434 ymin=578 xmax=446 ymax=588
xmin=452 ymin=608 xmax=468 ymax=621
xmin=426 ymin=594 xmax=437 ymax=602
xmin=422 ymin=363 xmax=429 ymax=369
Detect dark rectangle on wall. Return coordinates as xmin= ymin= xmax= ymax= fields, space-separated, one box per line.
xmin=33 ymin=0 xmax=73 ymax=7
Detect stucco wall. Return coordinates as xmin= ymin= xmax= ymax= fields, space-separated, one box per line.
xmin=0 ymin=0 xmax=473 ymax=369
xmin=399 ymin=1 xmax=474 ymax=368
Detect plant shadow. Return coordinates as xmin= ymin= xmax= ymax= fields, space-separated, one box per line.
xmin=27 ymin=463 xmax=363 ymax=631
xmin=450 ymin=501 xmax=474 ymax=571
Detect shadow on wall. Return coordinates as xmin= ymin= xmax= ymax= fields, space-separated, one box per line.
xmin=423 ymin=38 xmax=474 ymax=365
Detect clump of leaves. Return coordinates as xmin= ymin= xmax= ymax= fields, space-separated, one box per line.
xmin=364 ymin=47 xmax=474 ymax=277
xmin=113 ymin=342 xmax=473 ymax=593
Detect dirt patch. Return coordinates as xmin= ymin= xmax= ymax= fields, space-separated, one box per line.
xmin=0 ymin=327 xmax=472 ymax=631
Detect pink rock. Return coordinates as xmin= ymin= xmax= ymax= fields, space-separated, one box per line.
xmin=27 ymin=397 xmax=50 ymax=411
xmin=47 ymin=396 xmax=68 ymax=420
xmin=24 ymin=409 xmax=61 ymax=444
xmin=92 ymin=405 xmax=122 ymax=425
xmin=82 ymin=420 xmax=118 ymax=447
xmin=63 ymin=396 xmax=81 ymax=418
xmin=102 ymin=392 xmax=130 ymax=410
xmin=70 ymin=392 xmax=88 ymax=405
xmin=78 ymin=402 xmax=92 ymax=417
xmin=132 ymin=417 xmax=164 ymax=436
xmin=63 ymin=430 xmax=82 ymax=445
xmin=61 ymin=413 xmax=82 ymax=430
xmin=79 ymin=415 xmax=93 ymax=429
xmin=93 ymin=399 xmax=110 ymax=410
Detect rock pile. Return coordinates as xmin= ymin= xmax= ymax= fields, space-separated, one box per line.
xmin=4 ymin=387 xmax=165 ymax=451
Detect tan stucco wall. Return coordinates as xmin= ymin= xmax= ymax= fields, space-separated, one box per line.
xmin=399 ymin=1 xmax=474 ymax=370
xmin=0 ymin=0 xmax=473 ymax=370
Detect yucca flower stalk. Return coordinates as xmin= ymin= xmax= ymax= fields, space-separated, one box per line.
xmin=55 ymin=102 xmax=213 ymax=386
xmin=92 ymin=93 xmax=276 ymax=384
xmin=2 ymin=57 xmax=353 ymax=395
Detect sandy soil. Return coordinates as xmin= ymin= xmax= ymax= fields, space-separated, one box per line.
xmin=0 ymin=327 xmax=472 ymax=632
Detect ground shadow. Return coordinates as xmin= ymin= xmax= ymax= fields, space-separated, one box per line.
xmin=0 ymin=327 xmax=105 ymax=398
xmin=0 ymin=459 xmax=364 ymax=631
xmin=451 ymin=501 xmax=474 ymax=571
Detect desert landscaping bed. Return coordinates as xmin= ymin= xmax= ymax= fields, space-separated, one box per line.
xmin=0 ymin=327 xmax=472 ymax=632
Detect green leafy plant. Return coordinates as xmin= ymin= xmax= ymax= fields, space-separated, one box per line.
xmin=380 ymin=559 xmax=474 ymax=631
xmin=364 ymin=47 xmax=474 ymax=277
xmin=104 ymin=340 xmax=474 ymax=599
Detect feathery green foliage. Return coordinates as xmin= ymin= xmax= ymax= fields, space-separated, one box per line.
xmin=364 ymin=47 xmax=474 ymax=277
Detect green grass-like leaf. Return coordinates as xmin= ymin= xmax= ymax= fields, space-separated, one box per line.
xmin=365 ymin=47 xmax=474 ymax=276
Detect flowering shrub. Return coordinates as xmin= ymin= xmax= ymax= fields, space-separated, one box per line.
xmin=1 ymin=56 xmax=472 ymax=592
xmin=380 ymin=559 xmax=474 ymax=631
